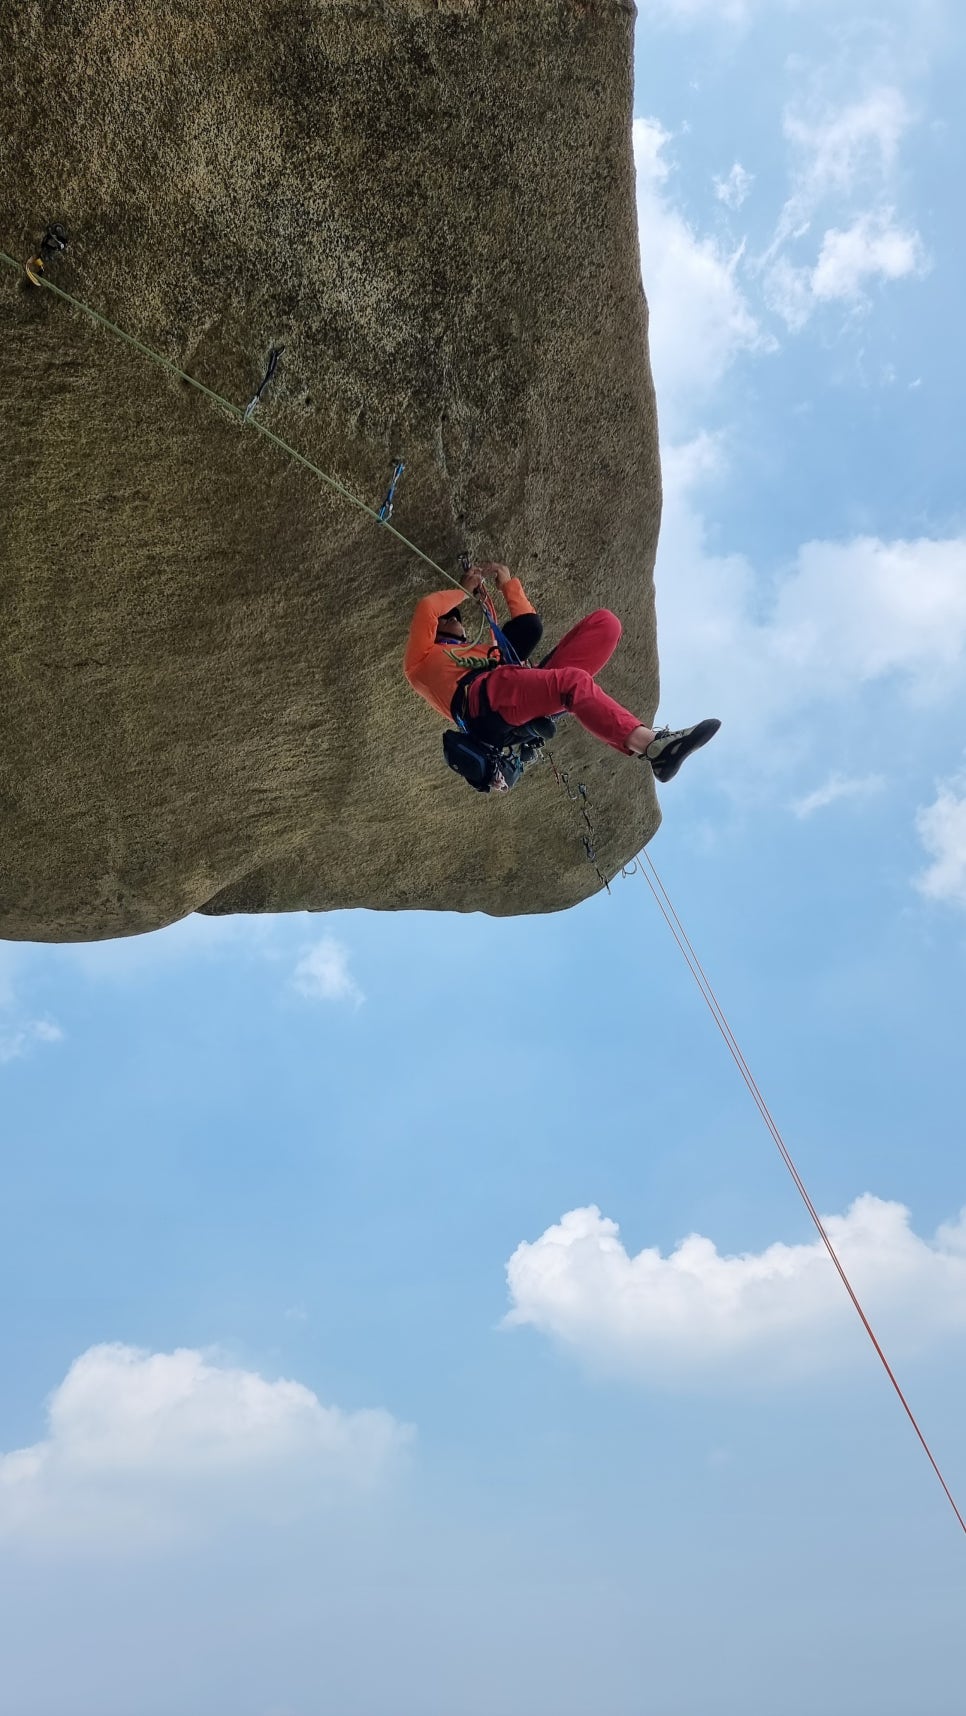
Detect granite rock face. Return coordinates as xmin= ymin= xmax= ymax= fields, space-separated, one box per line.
xmin=0 ymin=0 xmax=661 ymax=941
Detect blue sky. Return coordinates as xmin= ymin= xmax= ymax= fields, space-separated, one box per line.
xmin=3 ymin=3 xmax=966 ymax=1712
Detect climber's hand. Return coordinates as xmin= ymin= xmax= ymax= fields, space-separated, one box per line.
xmin=460 ymin=566 xmax=484 ymax=595
xmin=474 ymin=562 xmax=512 ymax=590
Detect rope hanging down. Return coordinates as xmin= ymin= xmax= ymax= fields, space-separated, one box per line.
xmin=621 ymin=848 xmax=966 ymax=1540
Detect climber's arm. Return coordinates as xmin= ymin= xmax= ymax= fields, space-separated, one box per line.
xmin=403 ymin=590 xmax=467 ymax=679
xmin=486 ymin=563 xmax=536 ymax=619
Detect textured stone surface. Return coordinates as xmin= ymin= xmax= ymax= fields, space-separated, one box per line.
xmin=0 ymin=0 xmax=661 ymax=941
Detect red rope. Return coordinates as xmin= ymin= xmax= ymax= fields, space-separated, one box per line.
xmin=633 ymin=849 xmax=966 ymax=1538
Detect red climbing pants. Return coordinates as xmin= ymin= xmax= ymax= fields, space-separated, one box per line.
xmin=467 ymin=608 xmax=642 ymax=753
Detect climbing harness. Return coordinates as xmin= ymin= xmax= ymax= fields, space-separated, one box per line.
xmin=24 ymin=221 xmax=68 ymax=286
xmin=443 ymin=578 xmax=562 ymax=795
xmin=243 ymin=344 xmax=284 ymax=421
xmin=445 ymin=708 xmax=553 ymax=794
xmin=377 ymin=458 xmax=405 ymax=523
xmin=462 ymin=572 xmax=611 ymax=883
xmin=620 ymin=848 xmax=966 ymax=1540
xmin=447 ymin=656 xmax=554 ymax=796
xmin=462 ymin=577 xmax=610 ymax=871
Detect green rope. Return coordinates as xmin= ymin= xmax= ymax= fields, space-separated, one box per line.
xmin=2 ymin=242 xmax=614 ymax=880
xmin=0 ymin=246 xmax=463 ymax=591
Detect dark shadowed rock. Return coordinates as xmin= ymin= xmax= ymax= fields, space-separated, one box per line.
xmin=0 ymin=0 xmax=661 ymax=942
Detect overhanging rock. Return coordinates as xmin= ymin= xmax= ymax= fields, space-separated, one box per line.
xmin=0 ymin=0 xmax=661 ymax=941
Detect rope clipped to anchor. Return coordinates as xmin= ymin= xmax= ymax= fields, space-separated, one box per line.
xmin=4 ymin=229 xmax=615 ymax=896
xmin=1 ymin=238 xmax=456 ymax=587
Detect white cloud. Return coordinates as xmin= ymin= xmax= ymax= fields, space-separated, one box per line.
xmin=915 ymin=775 xmax=966 ymax=907
xmin=656 ymin=473 xmax=966 ymax=735
xmin=769 ymin=213 xmax=927 ymax=327
xmin=791 ymin=773 xmax=885 ymax=818
xmin=764 ymin=536 xmax=966 ymax=691
xmin=0 ymin=1017 xmax=63 ymax=1065
xmin=761 ymin=256 xmax=815 ymax=331
xmin=0 ymin=947 xmax=64 ymax=1066
xmin=775 ymin=88 xmax=911 ymax=244
xmin=634 ymin=118 xmax=766 ymax=428
xmin=60 ymin=914 xmax=370 ymax=1011
xmin=506 ymin=1197 xmax=966 ymax=1382
xmin=65 ymin=909 xmax=278 ymax=981
xmin=0 ymin=1344 xmax=410 ymax=1546
xmin=292 ymin=936 xmax=364 ymax=1006
xmin=641 ymin=0 xmax=754 ymax=19
xmin=757 ymin=89 xmax=925 ymax=329
xmin=811 ymin=212 xmax=926 ymax=302
xmin=648 ymin=0 xmax=940 ymax=13
xmin=632 ymin=82 xmax=945 ymax=752
xmin=643 ymin=0 xmax=933 ymax=21
xmin=0 ymin=946 xmax=18 ymax=1009
xmin=632 ymin=92 xmax=950 ymax=754
xmin=714 ymin=162 xmax=753 ymax=210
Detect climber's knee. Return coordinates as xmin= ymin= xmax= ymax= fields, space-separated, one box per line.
xmin=589 ymin=608 xmax=622 ymax=643
xmin=556 ymin=665 xmax=593 ymax=706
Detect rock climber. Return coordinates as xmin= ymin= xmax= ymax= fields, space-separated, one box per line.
xmin=403 ymin=562 xmax=720 ymax=790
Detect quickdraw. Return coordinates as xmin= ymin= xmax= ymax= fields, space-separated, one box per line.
xmin=24 ymin=221 xmax=68 ymax=286
xmin=243 ymin=344 xmax=284 ymax=421
xmin=548 ymin=758 xmax=611 ymax=895
xmin=377 ymin=458 xmax=405 ymax=523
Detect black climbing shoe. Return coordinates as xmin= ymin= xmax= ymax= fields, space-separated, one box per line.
xmin=645 ymin=719 xmax=721 ymax=783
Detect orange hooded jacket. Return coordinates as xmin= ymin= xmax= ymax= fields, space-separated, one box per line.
xmin=403 ymin=578 xmax=536 ymax=721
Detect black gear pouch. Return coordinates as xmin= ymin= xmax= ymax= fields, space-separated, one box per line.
xmin=442 ymin=730 xmax=500 ymax=793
